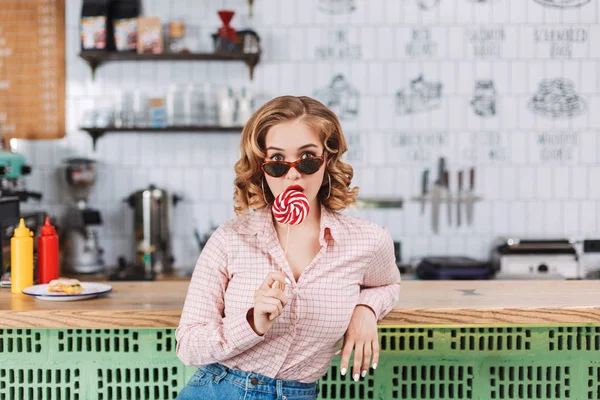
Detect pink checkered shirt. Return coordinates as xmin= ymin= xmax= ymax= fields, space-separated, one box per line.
xmin=176 ymin=204 xmax=401 ymax=383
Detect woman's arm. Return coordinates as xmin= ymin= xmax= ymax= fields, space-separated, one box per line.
xmin=357 ymin=227 xmax=401 ymax=319
xmin=339 ymin=227 xmax=401 ymax=381
xmin=175 ymin=225 xmax=265 ymax=366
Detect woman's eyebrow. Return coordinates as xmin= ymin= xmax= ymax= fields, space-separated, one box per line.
xmin=297 ymin=143 xmax=318 ymax=150
xmin=266 ymin=143 xmax=319 ymax=152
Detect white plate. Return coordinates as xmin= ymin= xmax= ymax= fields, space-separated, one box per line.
xmin=22 ymin=282 xmax=112 ymax=301
xmin=533 ymin=0 xmax=591 ymax=8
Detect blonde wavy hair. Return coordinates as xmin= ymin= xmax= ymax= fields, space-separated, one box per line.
xmin=234 ymin=96 xmax=359 ymax=215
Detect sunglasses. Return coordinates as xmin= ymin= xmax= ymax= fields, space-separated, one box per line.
xmin=261 ymin=155 xmax=325 ymax=178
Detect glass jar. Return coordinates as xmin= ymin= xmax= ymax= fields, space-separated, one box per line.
xmin=168 ymin=20 xmax=186 ymax=53
xmin=166 ymin=83 xmax=186 ymax=126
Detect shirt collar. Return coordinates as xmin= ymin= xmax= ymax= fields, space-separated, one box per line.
xmin=240 ymin=203 xmax=338 ymax=244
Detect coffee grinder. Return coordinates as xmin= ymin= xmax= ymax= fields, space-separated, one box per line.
xmin=58 ymin=158 xmax=104 ymax=274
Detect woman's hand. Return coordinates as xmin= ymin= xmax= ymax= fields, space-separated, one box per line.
xmin=339 ymin=305 xmax=379 ymax=381
xmin=247 ymin=272 xmax=289 ymax=336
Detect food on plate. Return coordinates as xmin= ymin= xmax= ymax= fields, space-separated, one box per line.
xmin=48 ymin=278 xmax=85 ymax=295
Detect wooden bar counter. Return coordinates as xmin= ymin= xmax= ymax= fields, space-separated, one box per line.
xmin=2 ymin=280 xmax=600 ymax=328
xmin=3 ymin=280 xmax=600 ymax=399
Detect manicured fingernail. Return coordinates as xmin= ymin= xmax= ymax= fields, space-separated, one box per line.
xmin=335 ymin=350 xmax=342 ymax=356
xmin=361 ymin=370 xmax=367 ymax=378
xmin=372 ymin=363 xmax=377 ymax=370
xmin=353 ymin=374 xmax=359 ymax=382
xmin=285 ymin=278 xmax=291 ymax=285
xmin=341 ymin=368 xmax=346 ymax=376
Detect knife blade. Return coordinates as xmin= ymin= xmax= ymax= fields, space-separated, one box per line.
xmin=466 ymin=167 xmax=475 ymax=225
xmin=457 ymin=170 xmax=463 ymax=227
xmin=421 ymin=169 xmax=429 ymax=215
xmin=431 ymin=157 xmax=445 ymax=233
xmin=444 ymin=170 xmax=451 ymax=226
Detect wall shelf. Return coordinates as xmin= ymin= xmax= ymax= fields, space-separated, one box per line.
xmin=78 ymin=51 xmax=260 ymax=79
xmin=80 ymin=126 xmax=243 ymax=150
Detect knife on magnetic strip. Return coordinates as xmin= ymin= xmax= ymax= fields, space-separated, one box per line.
xmin=421 ymin=169 xmax=429 ymax=215
xmin=431 ymin=157 xmax=445 ymax=234
xmin=457 ymin=170 xmax=463 ymax=227
xmin=444 ymin=169 xmax=451 ymax=226
xmin=466 ymin=167 xmax=476 ymax=226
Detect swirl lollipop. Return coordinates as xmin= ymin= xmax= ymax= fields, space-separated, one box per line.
xmin=272 ymin=185 xmax=310 ymax=225
xmin=271 ymin=185 xmax=309 ymax=292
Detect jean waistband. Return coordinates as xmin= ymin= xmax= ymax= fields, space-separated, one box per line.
xmin=200 ymin=363 xmax=318 ymax=396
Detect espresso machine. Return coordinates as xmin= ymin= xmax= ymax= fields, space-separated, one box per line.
xmin=0 ymin=137 xmax=44 ymax=286
xmin=58 ymin=158 xmax=104 ymax=274
xmin=111 ymin=185 xmax=179 ymax=280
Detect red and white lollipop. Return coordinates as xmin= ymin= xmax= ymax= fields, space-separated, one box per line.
xmin=271 ymin=185 xmax=309 ymax=292
xmin=272 ymin=184 xmax=310 ymax=225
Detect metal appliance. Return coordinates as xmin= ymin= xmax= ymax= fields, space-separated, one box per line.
xmin=0 ymin=196 xmax=20 ymax=287
xmin=0 ymin=136 xmax=42 ymax=203
xmin=490 ymin=238 xmax=580 ymax=279
xmin=58 ymin=158 xmax=104 ymax=274
xmin=416 ymin=256 xmax=494 ymax=280
xmin=120 ymin=185 xmax=180 ymax=280
xmin=0 ymin=137 xmax=44 ymax=286
xmin=580 ymin=239 xmax=600 ymax=278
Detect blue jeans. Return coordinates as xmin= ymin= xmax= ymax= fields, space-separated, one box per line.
xmin=176 ymin=363 xmax=319 ymax=400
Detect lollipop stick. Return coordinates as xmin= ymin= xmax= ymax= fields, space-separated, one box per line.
xmin=283 ymin=224 xmax=291 ymax=260
xmin=274 ymin=225 xmax=291 ymax=296
xmin=279 ymin=224 xmax=291 ymax=291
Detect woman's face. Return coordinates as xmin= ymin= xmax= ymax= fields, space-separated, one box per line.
xmin=263 ymin=119 xmax=326 ymax=206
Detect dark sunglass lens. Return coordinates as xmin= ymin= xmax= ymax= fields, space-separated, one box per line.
xmin=264 ymin=163 xmax=289 ymax=177
xmin=297 ymin=158 xmax=322 ymax=174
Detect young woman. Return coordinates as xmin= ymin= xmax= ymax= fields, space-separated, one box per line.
xmin=176 ymin=96 xmax=400 ymax=400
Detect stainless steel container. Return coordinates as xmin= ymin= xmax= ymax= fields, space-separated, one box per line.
xmin=125 ymin=185 xmax=179 ymax=278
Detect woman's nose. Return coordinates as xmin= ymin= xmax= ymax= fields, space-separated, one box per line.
xmin=285 ymin=164 xmax=301 ymax=180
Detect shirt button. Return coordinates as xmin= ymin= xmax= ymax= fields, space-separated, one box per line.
xmin=292 ymin=288 xmax=298 ymax=295
xmin=251 ymin=377 xmax=258 ymax=385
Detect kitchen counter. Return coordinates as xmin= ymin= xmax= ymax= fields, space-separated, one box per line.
xmin=4 ymin=280 xmax=600 ymax=399
xmin=2 ymin=280 xmax=600 ymax=328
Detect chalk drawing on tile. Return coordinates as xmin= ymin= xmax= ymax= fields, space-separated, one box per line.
xmin=533 ymin=0 xmax=591 ymax=8
xmin=418 ymin=0 xmax=440 ymax=9
xmin=405 ymin=28 xmax=437 ymax=58
xmin=534 ymin=27 xmax=588 ymax=59
xmin=533 ymin=131 xmax=580 ymax=163
xmin=315 ymin=29 xmax=362 ymax=60
xmin=471 ymin=80 xmax=496 ymax=117
xmin=318 ymin=0 xmax=356 ymax=14
xmin=344 ymin=133 xmax=365 ymax=163
xmin=390 ymin=132 xmax=449 ymax=164
xmin=468 ymin=27 xmax=505 ymax=59
xmin=313 ymin=75 xmax=359 ymax=120
xmin=461 ymin=131 xmax=509 ymax=163
xmin=396 ymin=75 xmax=443 ymax=115
xmin=529 ymin=78 xmax=586 ymax=119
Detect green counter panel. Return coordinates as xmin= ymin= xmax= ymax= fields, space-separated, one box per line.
xmin=1 ymin=326 xmax=600 ymax=399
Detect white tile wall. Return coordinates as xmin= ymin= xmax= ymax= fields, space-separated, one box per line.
xmin=16 ymin=0 xmax=600 ymax=270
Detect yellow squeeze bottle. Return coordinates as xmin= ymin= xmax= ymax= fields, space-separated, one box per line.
xmin=11 ymin=218 xmax=34 ymax=294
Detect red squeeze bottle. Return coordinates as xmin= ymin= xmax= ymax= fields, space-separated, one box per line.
xmin=38 ymin=217 xmax=59 ymax=284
